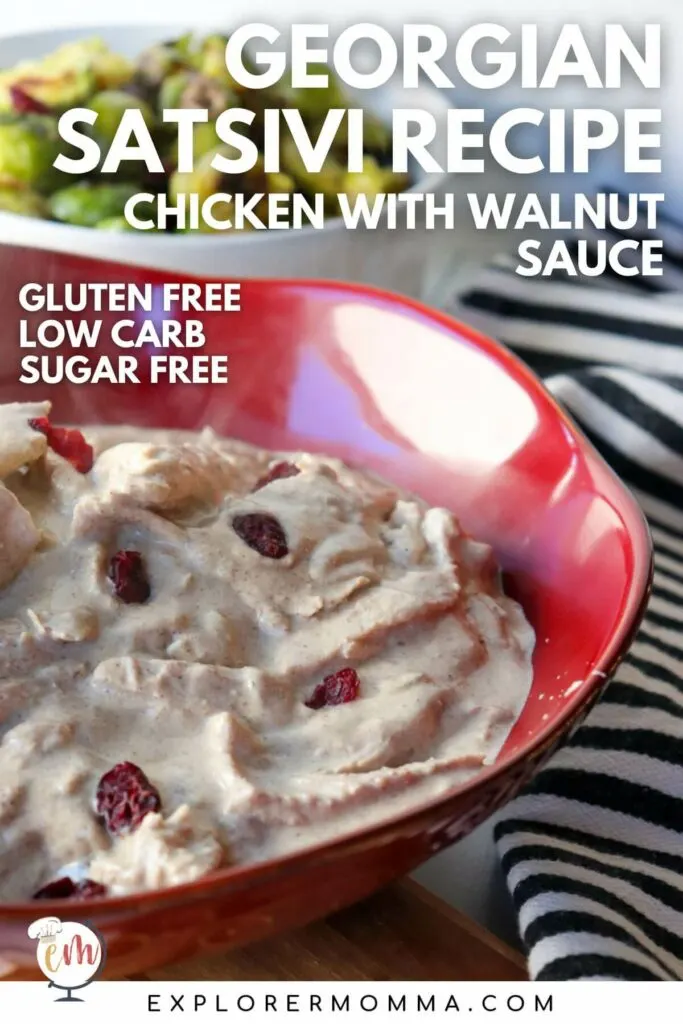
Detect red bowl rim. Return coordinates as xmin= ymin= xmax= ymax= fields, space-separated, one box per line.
xmin=1 ymin=274 xmax=654 ymax=918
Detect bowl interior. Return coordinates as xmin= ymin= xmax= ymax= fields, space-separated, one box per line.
xmin=0 ymin=243 xmax=651 ymax=770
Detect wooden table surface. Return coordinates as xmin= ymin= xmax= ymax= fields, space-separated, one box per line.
xmin=133 ymin=880 xmax=527 ymax=982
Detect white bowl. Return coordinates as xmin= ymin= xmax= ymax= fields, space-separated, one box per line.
xmin=0 ymin=23 xmax=455 ymax=299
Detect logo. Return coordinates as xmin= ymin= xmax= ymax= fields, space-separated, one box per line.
xmin=28 ymin=916 xmax=106 ymax=1002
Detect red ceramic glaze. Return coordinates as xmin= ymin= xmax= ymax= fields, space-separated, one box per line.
xmin=0 ymin=244 xmax=652 ymax=978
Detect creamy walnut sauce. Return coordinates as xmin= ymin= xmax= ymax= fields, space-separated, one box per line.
xmin=0 ymin=401 xmax=534 ymax=901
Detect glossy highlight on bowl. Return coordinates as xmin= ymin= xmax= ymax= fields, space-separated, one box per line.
xmin=0 ymin=243 xmax=651 ymax=978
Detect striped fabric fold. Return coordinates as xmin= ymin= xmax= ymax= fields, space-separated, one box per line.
xmin=446 ymin=238 xmax=683 ymax=981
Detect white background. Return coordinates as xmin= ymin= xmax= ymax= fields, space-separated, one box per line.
xmin=0 ymin=0 xmax=677 ymax=948
xmin=5 ymin=979 xmax=670 ymax=1018
xmin=0 ymin=0 xmax=676 ymax=33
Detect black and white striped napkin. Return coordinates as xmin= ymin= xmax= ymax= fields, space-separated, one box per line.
xmin=444 ymin=215 xmax=683 ymax=981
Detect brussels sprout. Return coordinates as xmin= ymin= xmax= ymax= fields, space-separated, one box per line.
xmin=0 ymin=70 xmax=93 ymax=113
xmin=50 ymin=182 xmax=139 ymax=227
xmin=171 ymin=149 xmax=293 ymax=207
xmin=174 ymin=73 xmax=234 ymax=119
xmin=338 ymin=157 xmax=409 ymax=203
xmin=279 ymin=136 xmax=344 ymax=208
xmin=0 ymin=186 xmax=49 ymax=218
xmin=265 ymin=64 xmax=348 ymax=121
xmin=135 ymin=37 xmax=193 ymax=94
xmin=240 ymin=158 xmax=293 ymax=197
xmin=262 ymin=171 xmax=294 ymax=194
xmin=189 ymin=34 xmax=254 ymax=92
xmin=157 ymin=71 xmax=192 ymax=112
xmin=0 ymin=39 xmax=132 ymax=112
xmin=95 ymin=215 xmax=135 ymax=231
xmin=169 ymin=148 xmax=224 ymax=207
xmin=165 ymin=119 xmax=221 ymax=171
xmin=0 ymin=114 xmax=63 ymax=192
xmin=191 ymin=121 xmax=223 ymax=161
xmin=240 ymin=160 xmax=295 ymax=223
xmin=90 ymin=46 xmax=135 ymax=91
xmin=89 ymin=90 xmax=156 ymax=148
xmin=171 ymin=147 xmax=298 ymax=232
xmin=361 ymin=113 xmax=393 ymax=154
xmin=326 ymin=110 xmax=392 ymax=159
xmin=97 ymin=195 xmax=156 ymax=229
xmin=190 ymin=34 xmax=225 ymax=79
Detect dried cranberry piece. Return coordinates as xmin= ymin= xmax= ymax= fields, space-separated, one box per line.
xmin=33 ymin=877 xmax=107 ymax=900
xmin=95 ymin=761 xmax=161 ymax=837
xmin=29 ymin=416 xmax=50 ymax=435
xmin=29 ymin=416 xmax=94 ymax=474
xmin=232 ymin=512 xmax=288 ymax=559
xmin=305 ymin=668 xmax=361 ymax=710
xmin=9 ymin=84 xmax=50 ymax=114
xmin=108 ymin=550 xmax=151 ymax=604
xmin=75 ymin=878 xmax=107 ymax=899
xmin=253 ymin=461 xmax=300 ymax=491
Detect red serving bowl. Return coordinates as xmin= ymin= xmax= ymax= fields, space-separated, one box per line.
xmin=0 ymin=245 xmax=651 ymax=979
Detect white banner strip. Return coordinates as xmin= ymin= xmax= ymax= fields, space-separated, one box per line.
xmin=0 ymin=981 xmax=680 ymax=1021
